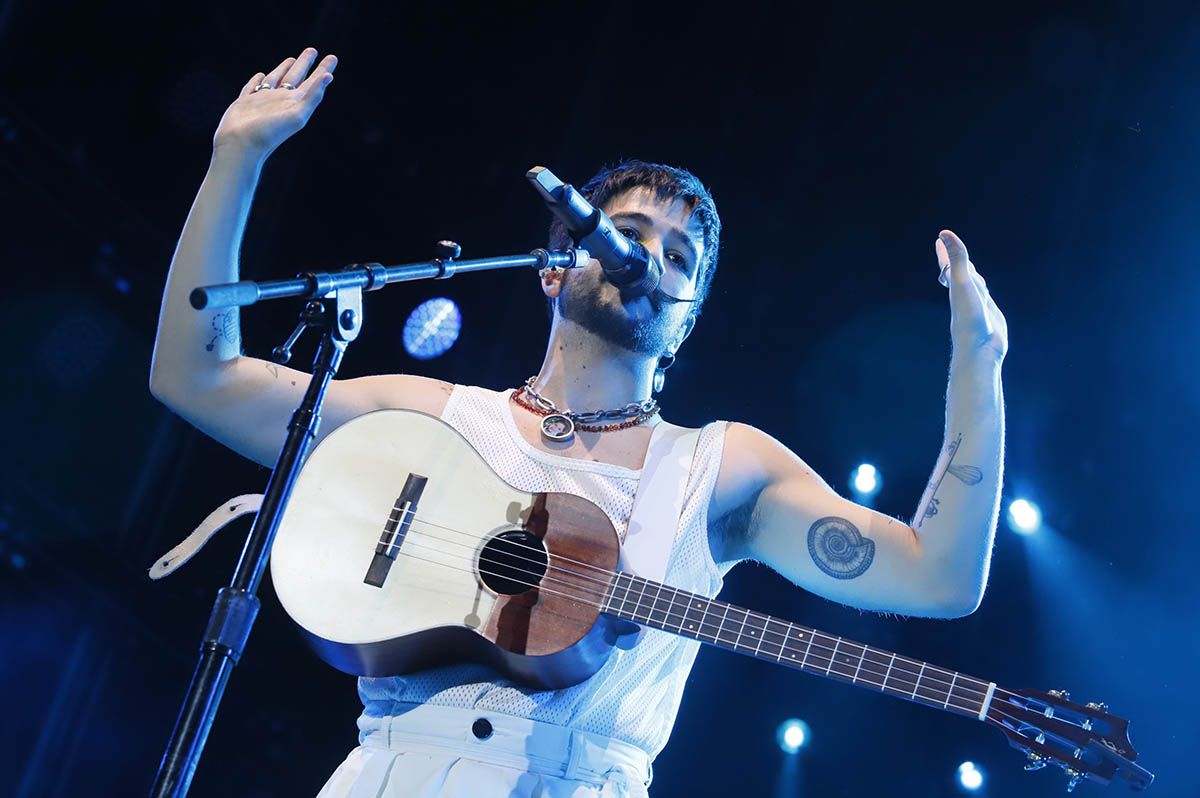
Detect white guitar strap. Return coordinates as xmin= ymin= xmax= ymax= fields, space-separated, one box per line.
xmin=147 ymin=493 xmax=263 ymax=580
xmin=619 ymin=421 xmax=704 ymax=584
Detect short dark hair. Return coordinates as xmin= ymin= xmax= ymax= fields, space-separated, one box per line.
xmin=547 ymin=159 xmax=721 ymax=316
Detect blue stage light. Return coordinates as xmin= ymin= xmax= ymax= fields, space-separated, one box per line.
xmin=850 ymin=463 xmax=881 ymax=498
xmin=1007 ymin=498 xmax=1042 ymax=535
xmin=957 ymin=761 xmax=984 ymax=791
xmin=403 ymin=297 xmax=462 ymax=360
xmin=776 ymin=718 xmax=810 ymax=754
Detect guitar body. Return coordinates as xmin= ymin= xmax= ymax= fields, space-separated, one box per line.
xmin=270 ymin=409 xmax=625 ymax=689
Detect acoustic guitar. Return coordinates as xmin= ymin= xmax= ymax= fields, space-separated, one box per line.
xmin=270 ymin=409 xmax=1153 ymax=792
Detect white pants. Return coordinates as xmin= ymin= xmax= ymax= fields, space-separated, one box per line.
xmin=316 ymin=702 xmax=653 ymax=798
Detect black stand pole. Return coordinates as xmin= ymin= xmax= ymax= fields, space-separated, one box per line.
xmin=149 ymin=243 xmax=588 ymax=797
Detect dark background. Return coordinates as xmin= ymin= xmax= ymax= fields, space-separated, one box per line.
xmin=1 ymin=0 xmax=1195 ymax=796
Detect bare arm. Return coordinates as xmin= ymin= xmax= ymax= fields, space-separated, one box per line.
xmin=150 ymin=48 xmax=449 ymax=467
xmin=713 ymin=230 xmax=1007 ymax=618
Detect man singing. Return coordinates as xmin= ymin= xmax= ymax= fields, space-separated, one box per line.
xmin=150 ymin=47 xmax=1007 ymax=797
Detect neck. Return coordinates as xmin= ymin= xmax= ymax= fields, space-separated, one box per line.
xmin=530 ymin=316 xmax=657 ymax=411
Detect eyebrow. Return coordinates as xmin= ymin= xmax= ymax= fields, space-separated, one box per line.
xmin=609 ymin=211 xmax=701 ymax=270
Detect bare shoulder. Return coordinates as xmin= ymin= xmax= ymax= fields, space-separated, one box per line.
xmin=338 ymin=372 xmax=455 ymax=417
xmin=712 ymin=422 xmax=830 ymax=524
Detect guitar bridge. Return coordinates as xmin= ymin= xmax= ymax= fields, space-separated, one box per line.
xmin=363 ymin=473 xmax=427 ymax=588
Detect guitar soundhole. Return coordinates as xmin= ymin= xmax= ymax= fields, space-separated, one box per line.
xmin=478 ymin=530 xmax=548 ymax=595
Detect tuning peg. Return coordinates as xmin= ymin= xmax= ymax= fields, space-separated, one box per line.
xmin=1048 ymin=689 xmax=1071 ymax=701
xmin=1084 ymin=701 xmax=1109 ymax=712
xmin=1024 ymin=752 xmax=1048 ymax=772
xmin=1065 ymin=768 xmax=1084 ymax=792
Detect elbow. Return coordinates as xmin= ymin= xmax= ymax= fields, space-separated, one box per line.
xmin=149 ymin=367 xmax=181 ymax=409
xmin=929 ymin=583 xmax=985 ymax=619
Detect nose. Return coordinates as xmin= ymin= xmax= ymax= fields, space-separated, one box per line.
xmin=639 ymin=234 xmax=666 ymax=266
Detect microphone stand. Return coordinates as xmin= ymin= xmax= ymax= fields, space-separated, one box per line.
xmin=150 ymin=241 xmax=588 ymax=797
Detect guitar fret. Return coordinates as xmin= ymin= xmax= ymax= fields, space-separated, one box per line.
xmin=630 ymin=577 xmax=651 ymax=623
xmin=763 ymin=618 xmax=788 ymax=661
xmin=852 ymin=646 xmax=866 ymax=682
xmin=776 ymin=622 xmax=793 ymax=662
xmin=645 ymin=581 xmax=667 ymax=626
xmin=825 ymin=638 xmax=841 ymax=675
xmin=733 ymin=607 xmax=750 ymax=651
xmin=799 ymin=629 xmax=816 ymax=668
xmin=911 ymin=662 xmax=927 ymax=698
xmin=747 ymin=612 xmax=766 ymax=656
xmin=698 ymin=597 xmax=716 ymax=642
xmin=661 ymin=585 xmax=680 ymax=632
xmin=713 ymin=602 xmax=732 ymax=642
xmin=916 ymin=664 xmax=955 ymax=708
xmin=617 ymin=574 xmax=637 ymax=618
xmin=883 ymin=653 xmax=897 ymax=693
xmin=944 ymin=672 xmax=959 ymax=708
xmin=606 ymin=573 xmax=626 ymax=615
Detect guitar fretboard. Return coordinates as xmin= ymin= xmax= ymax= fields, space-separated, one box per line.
xmin=603 ymin=572 xmax=995 ymax=722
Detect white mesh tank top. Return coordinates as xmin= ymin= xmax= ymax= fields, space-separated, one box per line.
xmin=356 ymin=384 xmax=737 ymax=759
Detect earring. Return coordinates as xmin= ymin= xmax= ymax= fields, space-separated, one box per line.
xmin=652 ymin=352 xmax=676 ymax=394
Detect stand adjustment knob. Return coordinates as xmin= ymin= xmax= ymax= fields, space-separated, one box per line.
xmin=436 ymin=240 xmax=462 ymax=260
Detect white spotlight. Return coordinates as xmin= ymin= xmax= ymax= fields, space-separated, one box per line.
xmin=776 ymin=719 xmax=810 ymax=754
xmin=403 ymin=297 xmax=462 ymax=360
xmin=957 ymin=761 xmax=984 ymax=791
xmin=850 ymin=463 xmax=881 ymax=498
xmin=1007 ymin=498 xmax=1042 ymax=535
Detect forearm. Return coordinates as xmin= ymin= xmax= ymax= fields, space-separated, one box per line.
xmin=149 ymin=143 xmax=265 ymax=401
xmin=910 ymin=353 xmax=1005 ymax=611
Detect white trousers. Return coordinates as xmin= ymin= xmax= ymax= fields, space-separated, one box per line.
xmin=315 ymin=702 xmax=653 ymax=798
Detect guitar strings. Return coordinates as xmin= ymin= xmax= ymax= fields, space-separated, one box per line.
xmin=398 ymin=515 xmax=1015 ymax=705
xmin=404 ymin=515 xmax=1033 ymax=710
xmin=384 ymin=536 xmax=1037 ymax=731
xmin=403 ymin=528 xmax=995 ymax=706
xmin=393 ymin=521 xmax=1012 ymax=709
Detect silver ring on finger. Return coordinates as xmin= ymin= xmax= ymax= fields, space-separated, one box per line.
xmin=253 ymin=82 xmax=273 ymax=92
xmin=280 ymin=82 xmax=296 ymax=90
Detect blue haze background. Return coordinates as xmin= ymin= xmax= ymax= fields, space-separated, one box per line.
xmin=0 ymin=1 xmax=1194 ymax=795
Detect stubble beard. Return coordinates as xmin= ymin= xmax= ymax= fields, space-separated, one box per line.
xmin=556 ymin=266 xmax=683 ymax=357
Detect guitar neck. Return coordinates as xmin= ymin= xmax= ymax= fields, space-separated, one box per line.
xmin=603 ymin=572 xmax=998 ymax=722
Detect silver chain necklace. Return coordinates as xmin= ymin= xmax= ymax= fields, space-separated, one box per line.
xmin=518 ymin=376 xmax=659 ymax=443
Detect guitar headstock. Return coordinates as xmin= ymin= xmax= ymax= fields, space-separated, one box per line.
xmin=984 ymin=687 xmax=1154 ymax=792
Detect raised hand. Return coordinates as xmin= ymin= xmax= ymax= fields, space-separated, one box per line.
xmin=212 ymin=47 xmax=338 ymax=160
xmin=936 ymin=230 xmax=1009 ymax=363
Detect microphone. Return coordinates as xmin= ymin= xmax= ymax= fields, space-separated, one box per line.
xmin=526 ymin=166 xmax=663 ymax=298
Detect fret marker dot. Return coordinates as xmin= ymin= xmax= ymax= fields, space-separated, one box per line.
xmin=688 ymin=624 xmax=694 ymax=629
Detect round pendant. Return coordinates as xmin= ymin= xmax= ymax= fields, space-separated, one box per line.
xmin=540 ymin=413 xmax=575 ymax=443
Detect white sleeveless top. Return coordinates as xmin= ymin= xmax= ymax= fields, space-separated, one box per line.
xmin=355 ymin=384 xmax=738 ymax=760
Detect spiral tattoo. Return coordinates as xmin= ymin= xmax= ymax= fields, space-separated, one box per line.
xmin=808 ymin=516 xmax=875 ymax=580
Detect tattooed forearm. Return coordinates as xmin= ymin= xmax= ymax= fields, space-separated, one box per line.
xmin=808 ymin=516 xmax=875 ymax=579
xmin=916 ymin=433 xmax=983 ymax=521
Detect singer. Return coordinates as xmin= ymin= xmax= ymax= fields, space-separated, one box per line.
xmin=149 ymin=48 xmax=1009 ymax=797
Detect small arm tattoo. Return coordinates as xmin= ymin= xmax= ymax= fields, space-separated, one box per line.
xmin=808 ymin=516 xmax=875 ymax=579
xmin=918 ymin=433 xmax=983 ymax=520
xmin=205 ymin=311 xmax=239 ymax=352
